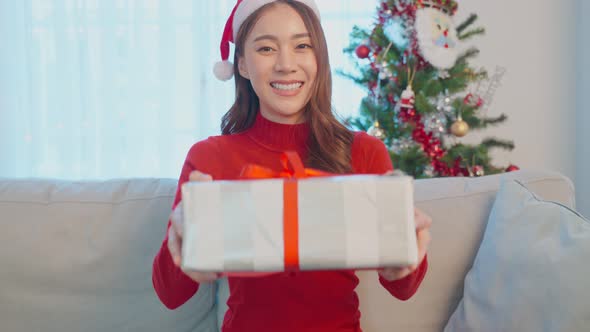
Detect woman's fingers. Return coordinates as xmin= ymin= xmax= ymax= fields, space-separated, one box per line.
xmin=167 ymin=225 xmax=182 ymax=267
xmin=416 ymin=227 xmax=431 ymax=263
xmin=414 ymin=207 xmax=432 ymax=231
xmin=170 ymin=205 xmax=184 ymax=235
xmin=189 ymin=170 xmax=213 ymax=182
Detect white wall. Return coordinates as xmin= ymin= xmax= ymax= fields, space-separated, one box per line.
xmin=455 ymin=1 xmax=580 ymax=212
xmin=576 ymin=0 xmax=590 ymax=217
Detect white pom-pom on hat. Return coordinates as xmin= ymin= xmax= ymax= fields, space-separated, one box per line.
xmin=214 ymin=0 xmax=321 ymax=82
xmin=214 ymin=60 xmax=234 ymax=81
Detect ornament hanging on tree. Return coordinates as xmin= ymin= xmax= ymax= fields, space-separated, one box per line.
xmin=436 ymin=92 xmax=454 ymax=114
xmin=390 ymin=139 xmax=403 ymax=154
xmin=355 ymin=44 xmax=370 ymax=59
xmin=438 ymin=70 xmax=451 ymax=79
xmin=423 ymin=164 xmax=436 ymax=177
xmin=505 ymin=164 xmax=520 ymax=172
xmin=390 ymin=137 xmax=416 ymax=154
xmin=414 ymin=1 xmax=460 ymax=70
xmin=464 ymin=93 xmax=484 ymax=108
xmin=471 ymin=165 xmax=485 ymax=177
xmin=378 ymin=62 xmax=393 ymax=80
xmin=367 ymin=121 xmax=386 ymax=139
xmin=400 ymin=85 xmax=415 ymax=109
xmin=424 ymin=112 xmax=448 ymax=137
xmin=451 ymin=114 xmax=469 ymax=137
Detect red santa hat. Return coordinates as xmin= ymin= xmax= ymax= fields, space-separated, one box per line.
xmin=213 ymin=0 xmax=321 ymax=81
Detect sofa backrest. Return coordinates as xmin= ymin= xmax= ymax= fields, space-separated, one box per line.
xmin=0 ymin=170 xmax=575 ymax=332
xmin=0 ymin=178 xmax=217 ymax=332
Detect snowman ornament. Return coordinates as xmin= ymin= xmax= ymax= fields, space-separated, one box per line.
xmin=414 ymin=1 xmax=460 ymax=70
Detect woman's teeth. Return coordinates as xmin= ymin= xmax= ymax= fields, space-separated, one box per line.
xmin=271 ymin=82 xmax=303 ymax=91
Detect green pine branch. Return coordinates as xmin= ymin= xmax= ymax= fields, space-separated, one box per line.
xmin=456 ymin=14 xmax=478 ymax=34
xmin=414 ymin=93 xmax=435 ymax=114
xmin=481 ymin=138 xmax=515 ymax=151
xmin=445 ymin=144 xmax=488 ymax=165
xmin=455 ymin=48 xmax=480 ymax=64
xmin=391 ymin=147 xmax=430 ymax=178
xmin=336 ymin=69 xmax=367 ymax=87
xmin=481 ymin=114 xmax=508 ymax=127
xmin=420 ymin=78 xmax=444 ymax=97
xmin=335 ymin=69 xmax=360 ymax=82
xmin=348 ymin=117 xmax=370 ymax=131
xmin=459 ymin=27 xmax=486 ymax=40
xmin=444 ymin=75 xmax=471 ymax=94
xmin=461 ymin=112 xmax=509 ymax=130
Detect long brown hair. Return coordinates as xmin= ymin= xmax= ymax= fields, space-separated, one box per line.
xmin=220 ymin=0 xmax=354 ymax=174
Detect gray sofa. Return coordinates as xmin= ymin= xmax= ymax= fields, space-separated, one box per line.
xmin=0 ymin=170 xmax=575 ymax=332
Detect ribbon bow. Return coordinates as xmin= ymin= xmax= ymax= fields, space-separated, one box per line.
xmin=240 ymin=151 xmax=330 ymax=179
xmin=239 ymin=151 xmax=331 ymax=271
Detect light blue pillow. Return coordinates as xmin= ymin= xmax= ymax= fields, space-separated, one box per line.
xmin=445 ymin=180 xmax=590 ymax=332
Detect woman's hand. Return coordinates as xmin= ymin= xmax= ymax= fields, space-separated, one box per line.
xmin=167 ymin=170 xmax=221 ymax=283
xmin=379 ymin=207 xmax=432 ymax=281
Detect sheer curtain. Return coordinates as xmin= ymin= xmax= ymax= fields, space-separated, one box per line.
xmin=0 ymin=0 xmax=377 ymax=180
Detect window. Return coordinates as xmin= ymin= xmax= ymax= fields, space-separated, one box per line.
xmin=0 ymin=0 xmax=378 ymax=179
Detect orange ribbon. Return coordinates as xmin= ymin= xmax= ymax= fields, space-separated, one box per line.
xmin=240 ymin=152 xmax=331 ymax=271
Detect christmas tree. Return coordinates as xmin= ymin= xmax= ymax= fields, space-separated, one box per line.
xmin=342 ymin=0 xmax=517 ymax=178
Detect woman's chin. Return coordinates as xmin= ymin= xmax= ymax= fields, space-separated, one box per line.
xmin=261 ymin=108 xmax=306 ymax=124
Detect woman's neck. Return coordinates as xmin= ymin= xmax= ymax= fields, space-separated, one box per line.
xmin=258 ymin=107 xmax=306 ymax=125
xmin=245 ymin=111 xmax=310 ymax=155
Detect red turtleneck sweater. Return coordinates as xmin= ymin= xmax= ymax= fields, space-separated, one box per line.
xmin=152 ymin=113 xmax=427 ymax=332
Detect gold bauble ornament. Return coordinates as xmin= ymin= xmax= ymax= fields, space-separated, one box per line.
xmin=451 ymin=118 xmax=469 ymax=137
xmin=367 ymin=121 xmax=386 ymax=140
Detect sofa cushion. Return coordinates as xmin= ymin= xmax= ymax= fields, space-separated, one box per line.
xmin=0 ymin=178 xmax=217 ymax=332
xmin=444 ymin=180 xmax=590 ymax=332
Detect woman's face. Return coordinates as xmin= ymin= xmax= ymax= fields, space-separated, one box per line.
xmin=238 ymin=3 xmax=318 ymax=125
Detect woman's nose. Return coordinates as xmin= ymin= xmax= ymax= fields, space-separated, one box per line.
xmin=274 ymin=50 xmax=296 ymax=73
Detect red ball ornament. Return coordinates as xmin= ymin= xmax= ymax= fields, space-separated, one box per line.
xmin=355 ymin=45 xmax=370 ymax=59
xmin=472 ymin=165 xmax=485 ymax=177
xmin=506 ymin=164 xmax=520 ymax=172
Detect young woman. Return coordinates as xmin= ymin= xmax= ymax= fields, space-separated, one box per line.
xmin=152 ymin=1 xmax=432 ymax=331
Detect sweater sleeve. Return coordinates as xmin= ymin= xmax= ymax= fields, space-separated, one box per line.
xmin=379 ymin=256 xmax=428 ymax=301
xmin=152 ymin=140 xmax=218 ymax=310
xmin=352 ymin=132 xmax=428 ymax=301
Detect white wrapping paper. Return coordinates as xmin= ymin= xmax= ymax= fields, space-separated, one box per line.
xmin=181 ymin=175 xmax=417 ymax=272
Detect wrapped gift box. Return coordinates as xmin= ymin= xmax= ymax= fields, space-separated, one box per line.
xmin=181 ymin=174 xmax=417 ymax=273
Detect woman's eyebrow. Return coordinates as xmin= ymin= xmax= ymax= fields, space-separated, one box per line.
xmin=253 ymin=33 xmax=311 ymax=42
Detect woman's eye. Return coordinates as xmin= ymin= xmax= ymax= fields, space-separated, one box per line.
xmin=297 ymin=44 xmax=313 ymax=49
xmin=257 ymin=46 xmax=273 ymax=52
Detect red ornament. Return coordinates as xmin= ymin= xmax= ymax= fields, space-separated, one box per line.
xmin=387 ymin=94 xmax=396 ymax=105
xmin=428 ymin=139 xmax=445 ymax=159
xmin=368 ymin=81 xmax=377 ymax=90
xmin=399 ymin=108 xmax=418 ymax=123
xmin=464 ymin=93 xmax=485 ymax=108
xmin=476 ymin=97 xmax=484 ymax=107
xmin=506 ymin=164 xmax=520 ymax=172
xmin=463 ymin=93 xmax=473 ymax=105
xmin=355 ymin=45 xmax=370 ymax=59
xmin=458 ymin=158 xmax=469 ymax=176
xmin=433 ymin=159 xmax=451 ymax=177
xmin=472 ymin=165 xmax=485 ymax=177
